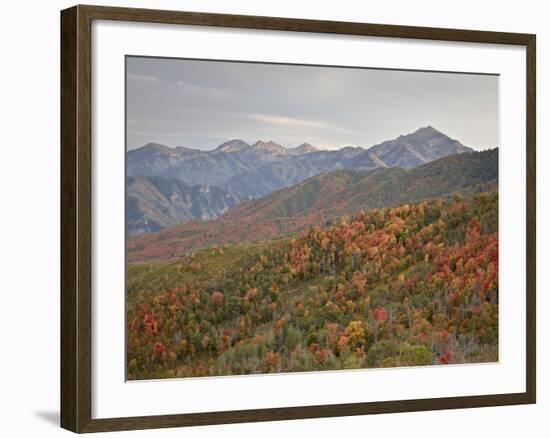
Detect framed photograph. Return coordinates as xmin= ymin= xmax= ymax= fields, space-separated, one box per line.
xmin=60 ymin=4 xmax=536 ymax=433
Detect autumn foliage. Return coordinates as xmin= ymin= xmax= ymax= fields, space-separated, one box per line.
xmin=127 ymin=192 xmax=498 ymax=379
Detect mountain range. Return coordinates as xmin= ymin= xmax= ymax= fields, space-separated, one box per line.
xmin=126 ymin=126 xmax=474 ymax=235
xmin=127 ymin=148 xmax=497 ymax=261
xmin=127 ymin=126 xmax=472 ymax=198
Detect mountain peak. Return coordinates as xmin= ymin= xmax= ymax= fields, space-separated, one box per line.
xmin=366 ymin=126 xmax=472 ymax=169
xmin=252 ymin=140 xmax=288 ymax=154
xmin=288 ymin=142 xmax=319 ymax=155
xmin=132 ymin=143 xmax=201 ymax=156
xmin=139 ymin=142 xmax=172 ymax=152
xmin=214 ymin=139 xmax=251 ymax=153
xmin=129 ymin=143 xmax=187 ymax=159
xmin=411 ymin=125 xmax=445 ymax=138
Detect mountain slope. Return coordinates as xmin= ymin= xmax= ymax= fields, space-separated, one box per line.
xmin=126 ymin=176 xmax=247 ymax=235
xmin=127 ymin=149 xmax=497 ymax=261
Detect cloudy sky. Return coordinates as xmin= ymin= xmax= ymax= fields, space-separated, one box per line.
xmin=126 ymin=56 xmax=498 ymax=151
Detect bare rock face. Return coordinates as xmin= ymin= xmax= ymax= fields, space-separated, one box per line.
xmin=126 ymin=176 xmax=247 ymax=235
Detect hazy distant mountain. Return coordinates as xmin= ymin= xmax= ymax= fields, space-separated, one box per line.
xmin=289 ymin=143 xmax=319 ymax=155
xmin=126 ymin=143 xmax=202 ymax=177
xmin=251 ymin=140 xmax=288 ymax=155
xmin=126 ymin=176 xmax=247 ymax=235
xmin=127 ymin=148 xmax=497 ymax=261
xmin=214 ymin=139 xmax=318 ymax=156
xmin=213 ymin=139 xmax=251 ymax=153
xmin=127 ymin=126 xmax=473 ymax=198
xmin=367 ymin=126 xmax=473 ymax=168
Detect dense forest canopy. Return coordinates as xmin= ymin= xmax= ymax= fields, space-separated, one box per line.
xmin=127 ymin=191 xmax=498 ymax=379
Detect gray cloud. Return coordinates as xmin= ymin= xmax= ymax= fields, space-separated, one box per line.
xmin=126 ymin=56 xmax=498 ymax=151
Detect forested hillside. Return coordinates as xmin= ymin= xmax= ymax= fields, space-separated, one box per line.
xmin=127 ymin=191 xmax=498 ymax=379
